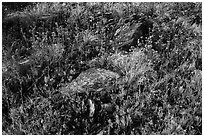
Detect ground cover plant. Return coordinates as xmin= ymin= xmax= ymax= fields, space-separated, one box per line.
xmin=2 ymin=2 xmax=202 ymax=135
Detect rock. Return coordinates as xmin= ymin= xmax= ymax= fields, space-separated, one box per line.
xmin=60 ymin=68 xmax=120 ymax=96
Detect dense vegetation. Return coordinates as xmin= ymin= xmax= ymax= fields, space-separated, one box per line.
xmin=2 ymin=2 xmax=202 ymax=135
